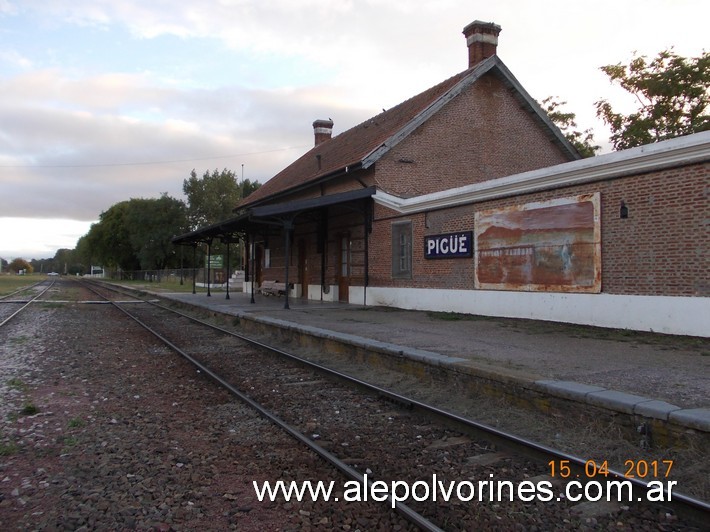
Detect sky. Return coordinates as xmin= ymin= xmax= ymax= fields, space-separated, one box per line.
xmin=1 ymin=0 xmax=707 ymax=261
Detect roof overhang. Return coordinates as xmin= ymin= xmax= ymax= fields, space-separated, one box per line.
xmin=374 ymin=131 xmax=710 ymax=214
xmin=171 ymin=212 xmax=251 ymax=245
xmin=172 ymin=187 xmax=376 ymax=245
xmin=250 ymin=186 xmax=375 ymax=219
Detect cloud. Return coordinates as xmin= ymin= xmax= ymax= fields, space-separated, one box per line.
xmin=2 ymin=0 xmax=708 ymax=259
xmin=0 ymin=217 xmax=94 ymax=260
xmin=0 ymin=64 xmax=375 ymax=224
xmin=0 ymin=49 xmax=32 ymax=69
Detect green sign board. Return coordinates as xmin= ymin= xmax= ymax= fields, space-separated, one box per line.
xmin=206 ymin=255 xmax=223 ymax=268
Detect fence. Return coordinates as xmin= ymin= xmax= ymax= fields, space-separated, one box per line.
xmin=103 ymin=268 xmax=245 ymax=289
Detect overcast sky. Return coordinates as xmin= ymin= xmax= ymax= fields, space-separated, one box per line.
xmin=1 ymin=0 xmax=707 ymax=261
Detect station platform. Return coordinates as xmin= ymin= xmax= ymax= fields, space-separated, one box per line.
xmin=156 ymin=289 xmax=709 ymax=437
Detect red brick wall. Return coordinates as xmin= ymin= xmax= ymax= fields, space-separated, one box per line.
xmin=599 ymin=163 xmax=708 ymax=296
xmin=254 ymin=205 xmax=369 ymax=289
xmin=370 ymin=161 xmax=709 ymax=297
xmin=374 ymin=72 xmax=572 ymax=197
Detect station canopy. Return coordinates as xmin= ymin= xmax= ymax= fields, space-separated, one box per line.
xmin=172 ymin=186 xmax=376 ymax=246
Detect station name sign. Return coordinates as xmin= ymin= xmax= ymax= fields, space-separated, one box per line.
xmin=424 ymin=231 xmax=473 ymax=259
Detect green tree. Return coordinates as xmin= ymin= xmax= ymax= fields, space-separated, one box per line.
xmin=240 ymin=177 xmax=261 ymax=200
xmin=52 ymin=248 xmax=85 ymax=275
xmin=183 ymin=169 xmax=240 ymax=229
xmin=541 ymin=96 xmax=600 ymax=158
xmin=125 ymin=194 xmax=188 ymax=270
xmin=85 ymin=201 xmax=139 ymax=271
xmin=82 ymin=195 xmax=187 ymax=271
xmin=73 ymin=235 xmax=93 ymax=274
xmin=182 ymin=168 xmax=261 ymax=230
xmin=595 ymin=49 xmax=710 ymax=150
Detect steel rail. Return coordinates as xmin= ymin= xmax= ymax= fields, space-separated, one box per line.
xmin=0 ymin=280 xmax=44 ymax=302
xmin=0 ymin=279 xmax=55 ymax=328
xmin=83 ymin=279 xmax=710 ymax=525
xmin=82 ymin=280 xmax=445 ymax=532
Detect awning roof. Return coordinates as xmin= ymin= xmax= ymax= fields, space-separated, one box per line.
xmin=172 ymin=212 xmax=250 ymax=245
xmin=251 ymin=186 xmax=375 ymax=218
xmin=172 ymin=186 xmax=375 ymax=245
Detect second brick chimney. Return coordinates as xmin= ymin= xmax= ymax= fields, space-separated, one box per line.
xmin=462 ymin=20 xmax=501 ymax=68
xmin=313 ymin=119 xmax=334 ymax=146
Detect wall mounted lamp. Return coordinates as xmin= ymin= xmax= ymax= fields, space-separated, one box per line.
xmin=620 ymin=201 xmax=629 ymax=219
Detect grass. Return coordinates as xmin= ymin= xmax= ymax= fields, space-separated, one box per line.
xmin=19 ymin=402 xmax=39 ymax=416
xmin=68 ymin=418 xmax=84 ymax=428
xmin=60 ymin=436 xmax=78 ymax=448
xmin=7 ymin=377 xmax=27 ymax=391
xmin=0 ymin=274 xmax=42 ymax=296
xmin=0 ymin=441 xmax=19 ymax=456
xmin=9 ymin=335 xmax=30 ymax=346
xmin=101 ymin=277 xmax=218 ymax=294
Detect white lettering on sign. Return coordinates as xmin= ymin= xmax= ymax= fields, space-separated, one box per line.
xmin=425 ymin=232 xmax=473 ymax=259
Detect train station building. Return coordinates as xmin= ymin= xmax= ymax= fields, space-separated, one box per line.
xmin=174 ymin=20 xmax=709 ymax=338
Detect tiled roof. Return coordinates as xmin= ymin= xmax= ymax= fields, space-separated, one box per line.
xmin=238 ymin=67 xmax=474 ymax=208
xmin=239 ymin=56 xmax=578 ymax=209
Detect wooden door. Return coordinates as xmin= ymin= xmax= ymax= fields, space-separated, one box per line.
xmin=298 ymin=238 xmax=307 ymax=298
xmin=338 ymin=234 xmax=350 ymax=302
xmin=255 ymin=245 xmax=263 ymax=285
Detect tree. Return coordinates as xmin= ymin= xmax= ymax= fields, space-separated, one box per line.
xmin=124 ymin=194 xmax=188 ymax=270
xmin=73 ymin=236 xmax=93 ymax=275
xmin=85 ymin=201 xmax=140 ymax=271
xmin=183 ymin=169 xmax=240 ymax=230
xmin=182 ymin=168 xmax=261 ymax=230
xmin=595 ymin=49 xmax=710 ymax=150
xmin=82 ymin=195 xmax=188 ymax=271
xmin=541 ymin=96 xmax=600 ymax=158
xmin=9 ymin=258 xmax=32 ymax=274
xmin=240 ymin=177 xmax=261 ymax=200
xmin=52 ymin=247 xmax=85 ymax=276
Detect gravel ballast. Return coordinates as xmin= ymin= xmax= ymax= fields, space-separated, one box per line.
xmin=0 ymin=288 xmax=408 ymax=530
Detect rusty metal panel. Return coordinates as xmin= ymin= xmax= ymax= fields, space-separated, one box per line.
xmin=474 ymin=193 xmax=601 ymax=293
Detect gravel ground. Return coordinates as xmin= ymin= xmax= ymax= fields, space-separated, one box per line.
xmin=0 ymin=288 xmax=409 ymax=530
xmin=0 ymin=281 xmax=706 ymax=530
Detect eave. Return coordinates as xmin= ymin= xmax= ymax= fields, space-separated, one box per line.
xmin=373 ymin=131 xmax=710 ymax=214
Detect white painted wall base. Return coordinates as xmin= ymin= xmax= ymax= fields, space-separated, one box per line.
xmin=365 ymin=287 xmax=709 ymax=337
xmin=349 ymin=286 xmax=366 ymax=306
xmin=306 ymin=284 xmax=339 ymax=302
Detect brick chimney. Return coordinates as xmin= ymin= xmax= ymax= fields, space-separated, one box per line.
xmin=462 ymin=20 xmax=501 ymax=68
xmin=313 ymin=119 xmax=334 ymax=146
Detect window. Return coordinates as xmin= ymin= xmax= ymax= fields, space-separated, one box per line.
xmin=340 ymin=235 xmax=350 ymax=277
xmin=264 ymin=248 xmax=271 ymax=268
xmin=391 ymin=221 xmax=412 ymax=279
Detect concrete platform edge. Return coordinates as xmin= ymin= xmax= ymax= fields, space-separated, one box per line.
xmin=156 ymin=290 xmax=708 ymax=439
xmin=229 ymin=307 xmax=709 ymax=435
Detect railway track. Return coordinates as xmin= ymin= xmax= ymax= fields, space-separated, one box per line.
xmin=80 ymin=278 xmax=708 ymax=530
xmin=0 ymin=279 xmax=55 ymax=327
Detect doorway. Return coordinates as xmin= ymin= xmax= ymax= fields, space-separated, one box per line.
xmin=298 ymin=238 xmax=308 ymax=298
xmin=338 ymin=233 xmax=350 ymax=303
xmin=254 ymin=245 xmax=263 ymax=286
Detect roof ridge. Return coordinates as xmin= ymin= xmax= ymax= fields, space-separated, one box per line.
xmin=239 ymin=64 xmax=484 ymax=209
